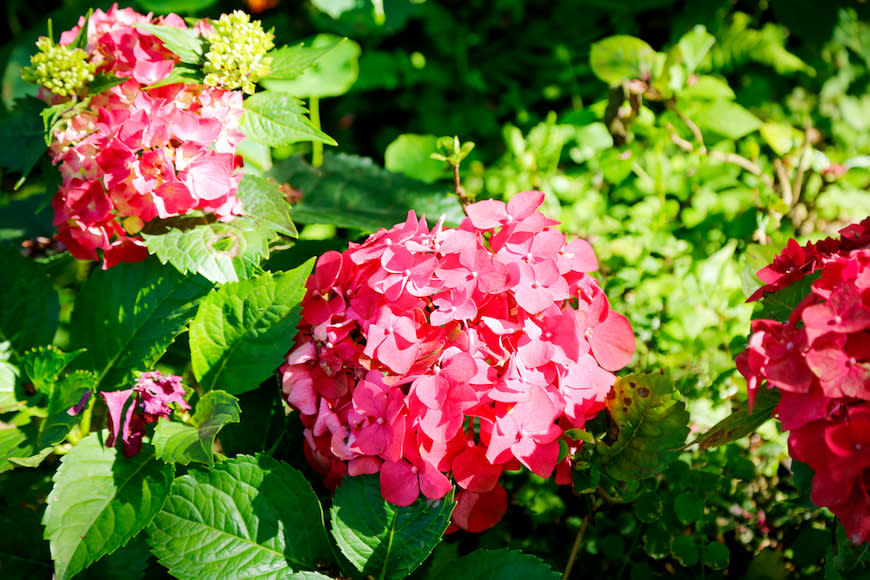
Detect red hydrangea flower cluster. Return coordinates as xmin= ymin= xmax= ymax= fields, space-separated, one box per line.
xmin=48 ymin=5 xmax=244 ymax=268
xmin=737 ymin=217 xmax=870 ymax=543
xmin=280 ymin=191 xmax=635 ymax=532
xmin=101 ymin=371 xmax=190 ymax=458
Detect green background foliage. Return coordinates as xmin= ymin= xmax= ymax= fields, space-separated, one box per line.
xmin=2 ymin=0 xmax=870 ymax=578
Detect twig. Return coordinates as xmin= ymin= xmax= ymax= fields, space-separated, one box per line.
xmin=453 ymin=163 xmax=472 ymax=209
xmin=562 ymin=510 xmax=591 ymax=580
xmin=774 ymin=158 xmax=793 ymax=208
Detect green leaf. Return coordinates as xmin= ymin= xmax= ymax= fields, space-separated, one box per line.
xmin=141 ymin=216 xmax=270 ymax=284
xmin=690 ymin=99 xmax=763 ymax=140
xmin=678 ymin=75 xmax=735 ymax=100
xmin=87 ymin=73 xmax=127 ymax=96
xmin=270 ymin=153 xmax=464 ymax=232
xmin=21 ymin=345 xmax=86 ymax=397
xmin=0 ymin=421 xmax=38 ymax=473
xmin=676 ymin=25 xmax=715 ymax=74
xmin=385 ymin=134 xmax=447 ymax=183
xmin=237 ymin=173 xmax=298 ymax=238
xmin=589 ymin=35 xmax=656 ymax=85
xmin=0 ymin=97 xmax=47 ymax=175
xmin=37 ymin=370 xmax=96 ymax=449
xmin=331 ymin=474 xmax=454 ymax=580
xmin=671 ymin=536 xmax=700 ymax=567
xmin=136 ymin=0 xmax=219 ymax=12
xmin=240 ymin=91 xmax=336 ymax=148
xmin=760 ymin=121 xmax=802 ymax=156
xmin=433 ymin=548 xmax=561 ymax=579
xmin=596 ymin=371 xmax=690 ymax=480
xmin=260 ymin=34 xmax=360 ymax=98
xmin=190 ymin=264 xmax=312 ymax=395
xmin=702 ymin=541 xmax=730 ymax=570
xmin=673 ymin=492 xmax=705 ymax=525
xmin=0 ymin=246 xmax=59 ymax=355
xmin=634 ymin=491 xmax=663 ymax=523
xmin=755 ymin=272 xmax=820 ymax=321
xmin=43 ymin=432 xmax=174 ymax=580
xmin=69 ymin=258 xmax=212 ymax=391
xmin=0 ymin=342 xmax=19 ymax=411
xmin=692 ymin=386 xmax=780 ymax=450
xmin=152 ymin=390 xmax=240 ymax=465
xmin=147 ymin=454 xmax=333 ymax=578
xmin=134 ymin=23 xmax=205 ymax=65
xmin=263 ymin=41 xmax=342 ymax=81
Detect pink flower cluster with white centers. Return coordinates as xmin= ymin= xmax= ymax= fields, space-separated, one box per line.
xmin=280 ymin=191 xmax=636 ymax=532
xmin=47 ymin=6 xmax=244 ymax=268
xmin=737 ymin=217 xmax=870 ymax=543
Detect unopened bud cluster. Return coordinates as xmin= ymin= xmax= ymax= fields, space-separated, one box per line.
xmin=203 ymin=10 xmax=274 ymax=94
xmin=21 ymin=36 xmax=95 ymax=97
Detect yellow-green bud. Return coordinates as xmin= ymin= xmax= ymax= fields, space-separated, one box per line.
xmin=203 ymin=11 xmax=274 ymax=95
xmin=21 ymin=36 xmax=95 ymax=98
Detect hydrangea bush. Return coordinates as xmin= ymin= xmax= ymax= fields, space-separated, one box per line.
xmin=1 ymin=2 xmax=869 ymax=579
xmin=280 ymin=190 xmax=634 ymax=531
xmin=738 ymin=218 xmax=870 ymax=543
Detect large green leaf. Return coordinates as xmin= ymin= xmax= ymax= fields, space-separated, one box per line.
xmin=0 ymin=421 xmax=38 ymax=473
xmin=43 ymin=433 xmax=174 ymax=580
xmin=134 ymin=23 xmax=205 ymax=65
xmin=190 ymin=263 xmax=312 ymax=395
xmin=692 ymin=386 xmax=780 ymax=450
xmin=596 ymin=371 xmax=690 ymax=480
xmin=142 ymin=215 xmax=271 ymax=284
xmin=589 ymin=35 xmax=656 ymax=85
xmin=152 ymin=390 xmax=241 ymax=465
xmin=330 ymin=474 xmax=454 ymax=580
xmin=260 ymin=35 xmax=360 ymax=98
xmin=147 ymin=454 xmax=333 ymax=578
xmin=0 ymin=341 xmax=19 ymax=412
xmin=385 ymin=134 xmax=448 ymax=183
xmin=270 ymin=153 xmax=465 ymax=232
xmin=69 ymin=258 xmax=212 ymax=392
xmin=240 ymin=91 xmax=336 ymax=148
xmin=0 ymin=246 xmax=59 ymax=356
xmin=430 ymin=549 xmax=561 ymax=579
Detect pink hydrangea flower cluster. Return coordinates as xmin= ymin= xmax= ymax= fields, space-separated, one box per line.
xmin=101 ymin=371 xmax=190 ymax=458
xmin=47 ymin=5 xmax=244 ymax=268
xmin=737 ymin=217 xmax=870 ymax=543
xmin=280 ymin=191 xmax=636 ymax=532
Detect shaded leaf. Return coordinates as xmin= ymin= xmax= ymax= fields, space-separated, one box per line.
xmin=331 ymin=474 xmax=453 ymax=580
xmin=692 ymin=386 xmax=780 ymax=449
xmin=240 ymin=91 xmax=336 ymax=148
xmin=755 ymin=272 xmax=820 ymax=321
xmin=589 ymin=35 xmax=656 ymax=85
xmin=596 ymin=371 xmax=690 ymax=480
xmin=0 ymin=342 xmax=19 ymax=411
xmin=0 ymin=246 xmax=59 ymax=356
xmin=385 ymin=134 xmax=447 ymax=183
xmin=0 ymin=97 xmax=46 ymax=176
xmin=270 ymin=153 xmax=464 ymax=232
xmin=37 ymin=370 xmax=96 ymax=449
xmin=433 ymin=548 xmax=560 ymax=579
xmin=21 ymin=345 xmax=86 ymax=397
xmin=0 ymin=421 xmax=38 ymax=473
xmin=147 ymin=454 xmax=333 ymax=578
xmin=69 ymin=258 xmax=212 ymax=391
xmin=152 ymin=390 xmax=241 ymax=465
xmin=190 ymin=264 xmax=312 ymax=394
xmin=43 ymin=432 xmax=173 ymax=580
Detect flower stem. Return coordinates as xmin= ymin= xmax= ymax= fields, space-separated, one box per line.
xmin=562 ymin=509 xmax=591 ymax=580
xmin=310 ymin=95 xmax=323 ymax=167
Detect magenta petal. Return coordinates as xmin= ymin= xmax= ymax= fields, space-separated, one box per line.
xmin=380 ymin=461 xmax=420 ymax=506
xmin=101 ymin=389 xmax=134 ymax=448
xmin=589 ymin=311 xmax=636 ymax=371
xmin=506 ymin=190 xmax=545 ymax=221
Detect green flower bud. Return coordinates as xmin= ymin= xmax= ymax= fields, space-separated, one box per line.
xmin=203 ymin=11 xmax=275 ymax=94
xmin=21 ymin=36 xmax=95 ymax=98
